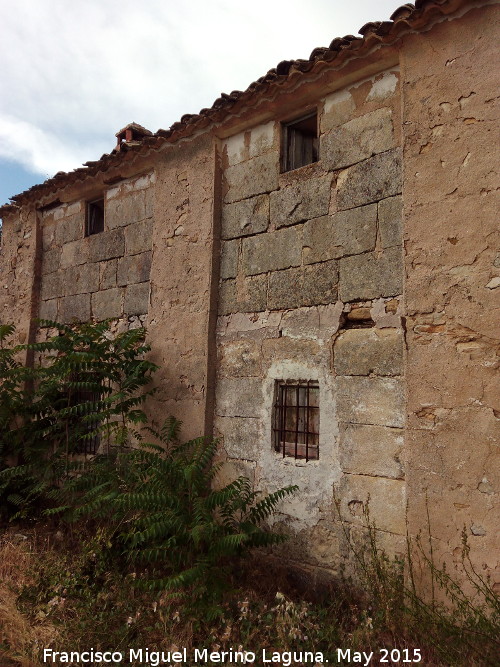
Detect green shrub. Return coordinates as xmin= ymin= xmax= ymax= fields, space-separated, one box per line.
xmin=0 ymin=319 xmax=157 ymax=519
xmin=56 ymin=418 xmax=297 ymax=612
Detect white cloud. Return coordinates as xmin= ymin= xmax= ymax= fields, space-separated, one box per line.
xmin=0 ymin=0 xmax=401 ymax=178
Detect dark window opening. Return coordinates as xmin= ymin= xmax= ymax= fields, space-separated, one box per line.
xmin=281 ymin=112 xmax=318 ymax=172
xmin=273 ymin=380 xmax=319 ymax=461
xmin=86 ymin=198 xmax=105 ymax=236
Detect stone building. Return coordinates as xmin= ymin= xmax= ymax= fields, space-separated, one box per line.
xmin=1 ymin=0 xmax=498 ymax=590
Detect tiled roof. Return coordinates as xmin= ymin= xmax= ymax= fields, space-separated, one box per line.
xmin=0 ymin=0 xmax=481 ymax=212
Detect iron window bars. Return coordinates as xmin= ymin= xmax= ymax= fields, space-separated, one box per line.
xmin=273 ymin=380 xmax=319 ymax=461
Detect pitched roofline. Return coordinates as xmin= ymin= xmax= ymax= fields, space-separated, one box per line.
xmin=0 ymin=0 xmax=492 ymax=215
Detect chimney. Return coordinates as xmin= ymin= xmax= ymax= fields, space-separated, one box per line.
xmin=115 ymin=122 xmax=153 ymax=150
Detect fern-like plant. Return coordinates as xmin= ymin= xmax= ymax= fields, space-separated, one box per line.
xmin=0 ymin=319 xmax=158 ymax=519
xmin=58 ymin=418 xmax=297 ymax=609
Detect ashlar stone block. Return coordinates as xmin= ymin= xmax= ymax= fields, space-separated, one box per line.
xmin=303 ymin=204 xmax=377 ymax=264
xmin=242 ymin=226 xmax=301 ymax=276
xmin=215 ymin=416 xmax=263 ymax=462
xmin=125 ymin=218 xmax=153 ymax=255
xmin=323 ymin=108 xmax=394 ymax=171
xmin=215 ymin=377 xmax=262 ymax=418
xmin=60 ymin=238 xmax=89 ymax=268
xmin=268 ymin=261 xmax=338 ymax=310
xmin=334 ymin=328 xmax=404 ymax=376
xmin=220 ymin=239 xmax=239 ymax=280
xmin=59 ymin=294 xmax=91 ymax=323
xmin=239 ymin=274 xmax=268 ymax=312
xmin=219 ymin=279 xmax=238 ymax=315
xmin=337 ymin=148 xmax=402 ymax=210
xmin=106 ymin=191 xmax=151 ymax=229
xmin=99 ymin=259 xmax=117 ymax=289
xmin=89 ymin=228 xmax=125 ymax=263
xmin=339 ymin=474 xmax=406 ymax=534
xmin=339 ymin=247 xmax=403 ymax=301
xmin=378 ymin=195 xmax=402 ymax=249
xmin=224 ymin=152 xmax=279 ymax=203
xmin=55 ymin=213 xmax=83 ymax=246
xmin=124 ymin=282 xmax=150 ymax=315
xmin=117 ymin=251 xmax=152 ymax=286
xmin=40 ymin=271 xmax=62 ymax=300
xmin=39 ymin=298 xmax=58 ymax=321
xmin=336 ymin=376 xmax=404 ymax=427
xmin=219 ymin=339 xmax=262 ymax=377
xmin=92 ymin=288 xmax=123 ymax=320
xmin=270 ymin=175 xmax=331 ymax=228
xmin=61 ymin=264 xmax=100 ymax=296
xmin=222 ymin=194 xmax=269 ymax=239
xmin=42 ymin=248 xmax=60 ymax=275
xmin=340 ymin=423 xmax=404 ymax=480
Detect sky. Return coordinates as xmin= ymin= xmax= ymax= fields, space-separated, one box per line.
xmin=0 ymin=0 xmax=403 ymax=207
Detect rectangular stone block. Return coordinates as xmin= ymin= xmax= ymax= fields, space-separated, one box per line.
xmin=337 ymin=148 xmax=402 ymax=210
xmin=117 ymin=251 xmax=152 ymax=286
xmin=218 ymin=339 xmax=262 ymax=377
xmin=40 ymin=271 xmax=62 ymax=300
xmin=42 ymin=248 xmax=59 ymax=275
xmin=268 ymin=261 xmax=338 ymax=310
xmin=215 ymin=377 xmax=262 ymax=418
xmin=242 ymin=226 xmax=301 ymax=276
xmin=303 ymin=261 xmax=339 ymax=306
xmin=124 ymin=282 xmax=150 ymax=315
xmin=338 ymin=474 xmax=406 ymax=534
xmin=99 ymin=259 xmax=117 ymax=289
xmin=336 ymin=376 xmax=404 ymax=427
xmin=42 ymin=222 xmax=56 ymax=250
xmin=321 ymin=89 xmax=356 ymax=132
xmin=89 ymin=228 xmax=125 ymax=263
xmin=59 ymin=293 xmax=91 ymax=323
xmin=334 ymin=328 xmax=404 ymax=376
xmin=61 ymin=264 xmax=100 ymax=296
xmin=215 ymin=416 xmax=263 ymax=462
xmin=220 ymin=239 xmax=239 ymax=280
xmin=323 ymin=108 xmax=394 ymax=170
xmin=219 ymin=279 xmax=238 ymax=315
xmin=224 ymin=152 xmax=279 ymax=203
xmin=39 ymin=298 xmax=58 ymax=321
xmin=303 ymin=204 xmax=377 ymax=264
xmin=55 ymin=213 xmax=83 ymax=245
xmin=222 ymin=194 xmax=269 ymax=239
xmin=125 ymin=218 xmax=153 ymax=255
xmin=60 ymin=238 xmax=89 ymax=268
xmin=339 ymin=247 xmax=403 ymax=301
xmin=106 ymin=191 xmax=150 ymax=229
xmin=270 ymin=174 xmax=331 ymax=228
xmin=91 ymin=288 xmax=123 ymax=320
xmin=239 ymin=274 xmax=268 ymax=313
xmin=340 ymin=424 xmax=404 ymax=480
xmin=378 ymin=195 xmax=402 ymax=249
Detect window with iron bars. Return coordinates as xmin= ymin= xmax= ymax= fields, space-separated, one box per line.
xmin=70 ymin=378 xmax=102 ymax=456
xmin=273 ymin=380 xmax=319 ymax=461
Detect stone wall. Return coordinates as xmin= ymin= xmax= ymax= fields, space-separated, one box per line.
xmin=215 ymin=68 xmax=407 ymax=572
xmin=0 ymin=205 xmax=40 ymax=360
xmin=401 ymin=4 xmax=500 ymax=590
xmin=39 ymin=171 xmax=154 ymax=325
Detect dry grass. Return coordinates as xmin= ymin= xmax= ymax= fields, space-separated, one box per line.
xmin=0 ymin=533 xmax=60 ymax=667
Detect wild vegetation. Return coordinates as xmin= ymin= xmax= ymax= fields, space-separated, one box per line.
xmin=0 ymin=320 xmax=498 ymax=666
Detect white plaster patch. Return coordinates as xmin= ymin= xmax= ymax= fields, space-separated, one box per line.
xmin=323 ymin=89 xmax=354 ymax=114
xmin=53 ymin=204 xmax=68 ymax=220
xmin=367 ymin=71 xmax=399 ymax=102
xmin=249 ymin=122 xmax=276 ymax=158
xmin=485 ymin=276 xmax=500 ymax=289
xmin=223 ymin=132 xmax=246 ymax=166
xmin=106 ymin=185 xmax=121 ymax=200
xmin=65 ymin=201 xmax=82 ymax=216
xmin=255 ymin=359 xmax=340 ymax=530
